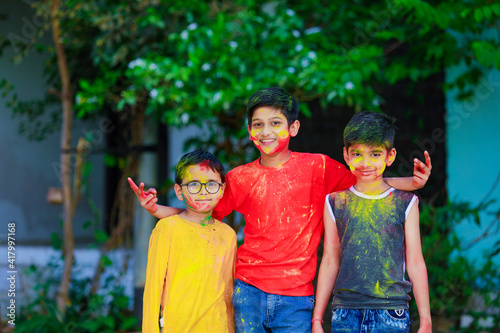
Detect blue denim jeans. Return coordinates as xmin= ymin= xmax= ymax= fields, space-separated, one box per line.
xmin=331 ymin=308 xmax=410 ymax=333
xmin=232 ymin=279 xmax=315 ymax=333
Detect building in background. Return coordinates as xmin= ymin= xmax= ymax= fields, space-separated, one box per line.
xmin=446 ymin=62 xmax=500 ymax=265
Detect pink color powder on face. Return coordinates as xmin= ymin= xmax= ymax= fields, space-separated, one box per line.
xmin=199 ymin=160 xmax=211 ymax=172
xmin=252 ymin=134 xmax=290 ymax=155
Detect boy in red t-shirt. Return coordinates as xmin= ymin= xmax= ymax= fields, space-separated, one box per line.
xmin=130 ymin=87 xmax=432 ymax=332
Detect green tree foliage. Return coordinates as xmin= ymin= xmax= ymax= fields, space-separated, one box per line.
xmin=75 ymin=0 xmax=500 ymax=165
xmin=2 ymin=0 xmax=499 ymax=159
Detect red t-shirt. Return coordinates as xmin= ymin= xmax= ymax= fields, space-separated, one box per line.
xmin=213 ymin=151 xmax=356 ymax=296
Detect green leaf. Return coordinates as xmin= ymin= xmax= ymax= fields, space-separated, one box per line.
xmin=104 ymin=154 xmax=117 ymax=167
xmin=112 ymin=295 xmax=130 ymax=309
xmin=300 ymin=102 xmax=311 ymax=118
xmin=100 ymin=255 xmax=113 ymax=267
xmin=79 ymin=320 xmax=101 ymax=332
xmin=82 ymin=162 xmax=93 ymax=179
xmin=474 ymin=8 xmax=484 ymax=22
xmin=120 ymin=316 xmax=139 ymax=330
xmin=79 ymin=79 xmax=90 ymax=90
xmin=491 ymin=3 xmax=500 ymax=16
xmin=82 ymin=220 xmax=92 ymax=230
xmin=471 ymin=41 xmax=497 ymax=67
xmin=50 ymin=233 xmax=62 ymax=250
xmin=99 ymin=315 xmax=115 ymax=329
xmin=495 ymin=50 xmax=500 ymax=69
xmin=94 ymin=229 xmax=109 ymax=243
xmin=482 ymin=6 xmax=492 ymax=21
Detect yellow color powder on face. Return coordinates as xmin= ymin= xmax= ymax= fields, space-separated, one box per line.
xmin=277 ymin=129 xmax=289 ymax=139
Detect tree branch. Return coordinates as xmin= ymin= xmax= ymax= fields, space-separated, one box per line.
xmin=51 ymin=0 xmax=75 ymax=317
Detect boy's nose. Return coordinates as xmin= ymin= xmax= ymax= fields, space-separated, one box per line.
xmin=360 ymin=157 xmax=371 ymax=166
xmin=199 ymin=184 xmax=209 ymax=195
xmin=261 ymin=124 xmax=272 ymax=135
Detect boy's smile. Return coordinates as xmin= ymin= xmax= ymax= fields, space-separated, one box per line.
xmin=248 ymin=107 xmax=299 ymax=157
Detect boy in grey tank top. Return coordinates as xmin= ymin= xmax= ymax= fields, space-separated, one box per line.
xmin=312 ymin=112 xmax=432 ymax=333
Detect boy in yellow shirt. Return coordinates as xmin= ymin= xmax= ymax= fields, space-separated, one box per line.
xmin=142 ymin=149 xmax=237 ymax=332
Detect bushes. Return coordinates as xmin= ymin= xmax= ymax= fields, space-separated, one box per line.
xmin=16 ymin=255 xmax=139 ymax=333
xmin=410 ymin=201 xmax=500 ymax=332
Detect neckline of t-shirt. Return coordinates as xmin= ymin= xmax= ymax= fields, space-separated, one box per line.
xmin=256 ymin=150 xmax=294 ymax=169
xmin=349 ymin=185 xmax=395 ymax=199
xmin=176 ymin=214 xmax=218 ymax=228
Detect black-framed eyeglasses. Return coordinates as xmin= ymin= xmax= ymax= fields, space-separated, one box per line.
xmin=181 ymin=181 xmax=222 ymax=194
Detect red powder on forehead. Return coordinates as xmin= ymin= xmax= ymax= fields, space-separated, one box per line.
xmin=199 ymin=160 xmax=210 ymax=172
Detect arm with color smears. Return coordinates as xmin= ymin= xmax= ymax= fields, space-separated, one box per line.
xmin=385 ymin=151 xmax=432 ymax=191
xmin=127 ymin=177 xmax=184 ymax=219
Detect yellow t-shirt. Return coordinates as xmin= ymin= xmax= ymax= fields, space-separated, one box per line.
xmin=143 ymin=215 xmax=237 ymax=333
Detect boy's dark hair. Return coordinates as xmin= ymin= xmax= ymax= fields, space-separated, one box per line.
xmin=343 ymin=111 xmax=396 ymax=150
xmin=175 ymin=149 xmax=225 ymax=184
xmin=246 ymin=87 xmax=299 ymax=126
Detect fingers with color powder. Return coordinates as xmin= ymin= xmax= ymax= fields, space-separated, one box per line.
xmin=128 ymin=177 xmax=158 ymax=213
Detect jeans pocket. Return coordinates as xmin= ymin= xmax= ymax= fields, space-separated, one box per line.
xmin=387 ymin=309 xmax=407 ymax=319
xmin=307 ymin=296 xmax=315 ymax=309
xmin=377 ymin=309 xmax=409 ymax=331
xmin=331 ymin=308 xmax=350 ymax=322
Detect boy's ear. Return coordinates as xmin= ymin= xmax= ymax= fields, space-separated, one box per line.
xmin=386 ymin=148 xmax=397 ymax=166
xmin=289 ymin=120 xmax=300 ymax=137
xmin=343 ymin=147 xmax=349 ymax=165
xmin=218 ymin=183 xmax=226 ymax=199
xmin=174 ymin=183 xmax=184 ymax=201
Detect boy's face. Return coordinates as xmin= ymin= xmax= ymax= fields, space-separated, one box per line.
xmin=343 ymin=143 xmax=396 ymax=183
xmin=248 ymin=106 xmax=300 ymax=156
xmin=174 ymin=163 xmax=225 ymax=214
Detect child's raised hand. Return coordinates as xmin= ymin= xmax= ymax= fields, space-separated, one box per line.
xmin=412 ymin=151 xmax=432 ymax=189
xmin=128 ymin=177 xmax=158 ymax=214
